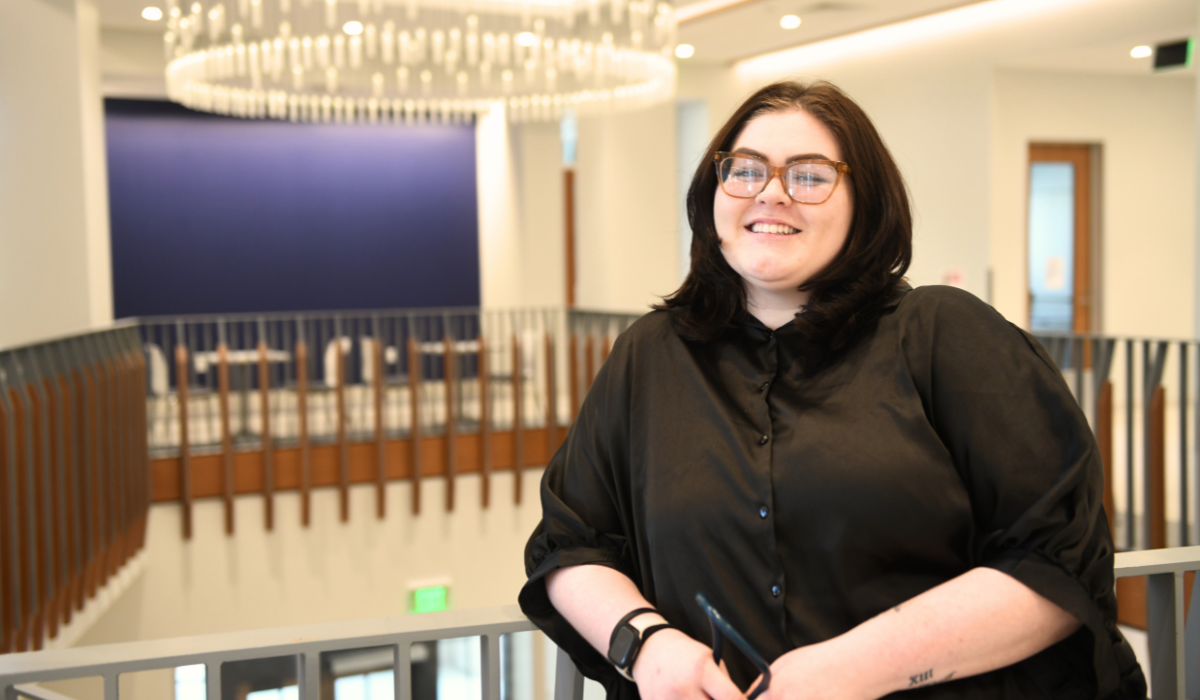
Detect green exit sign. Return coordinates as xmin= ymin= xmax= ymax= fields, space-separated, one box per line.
xmin=410 ymin=585 xmax=449 ymax=613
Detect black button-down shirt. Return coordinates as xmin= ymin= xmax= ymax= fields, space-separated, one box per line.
xmin=520 ymin=286 xmax=1145 ymax=700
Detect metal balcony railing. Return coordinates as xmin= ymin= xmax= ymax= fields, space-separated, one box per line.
xmin=1 ymin=547 xmax=1198 ymax=700
xmin=0 ymin=605 xmax=585 ymax=700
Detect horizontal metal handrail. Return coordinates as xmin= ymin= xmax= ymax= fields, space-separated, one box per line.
xmin=0 ymin=605 xmax=583 ymax=700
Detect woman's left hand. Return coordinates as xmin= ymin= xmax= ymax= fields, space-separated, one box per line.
xmin=753 ymin=639 xmax=878 ymax=700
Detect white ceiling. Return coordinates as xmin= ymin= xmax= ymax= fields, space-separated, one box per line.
xmin=95 ymin=0 xmax=1198 ymax=94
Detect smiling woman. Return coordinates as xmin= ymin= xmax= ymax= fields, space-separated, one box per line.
xmin=519 ymin=80 xmax=1147 ymax=700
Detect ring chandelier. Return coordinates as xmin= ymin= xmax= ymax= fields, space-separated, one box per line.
xmin=163 ymin=0 xmax=678 ymax=123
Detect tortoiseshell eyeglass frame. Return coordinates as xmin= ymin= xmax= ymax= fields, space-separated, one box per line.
xmin=714 ymin=151 xmax=852 ymax=205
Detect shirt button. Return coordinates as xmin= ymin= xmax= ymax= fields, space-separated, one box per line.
xmin=758 ymin=434 xmax=769 ymax=445
xmin=771 ymin=585 xmax=782 ymax=598
xmin=759 ymin=506 xmax=768 ymax=519
xmin=760 ymin=381 xmax=770 ymax=392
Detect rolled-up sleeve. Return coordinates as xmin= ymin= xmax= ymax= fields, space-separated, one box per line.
xmin=902 ymin=287 xmax=1144 ymax=698
xmin=519 ymin=332 xmax=639 ymax=690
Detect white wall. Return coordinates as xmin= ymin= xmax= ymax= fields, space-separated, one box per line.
xmin=992 ymin=69 xmax=1196 ymax=336
xmin=0 ymin=0 xmax=112 ymax=349
xmin=575 ymin=103 xmax=680 ymax=312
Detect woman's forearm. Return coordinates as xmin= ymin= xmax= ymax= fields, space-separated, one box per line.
xmin=769 ymin=567 xmax=1081 ymax=700
xmin=545 ymin=565 xmax=667 ymax=654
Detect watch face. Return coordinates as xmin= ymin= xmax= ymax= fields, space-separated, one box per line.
xmin=608 ymin=625 xmax=639 ymax=667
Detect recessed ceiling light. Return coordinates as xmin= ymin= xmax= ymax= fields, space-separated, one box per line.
xmin=343 ymin=20 xmax=363 ymax=35
xmin=516 ymin=31 xmax=538 ymax=47
xmin=675 ymin=43 xmax=695 ymax=58
xmin=1130 ymin=45 xmax=1152 ymax=58
xmin=780 ymin=14 xmax=801 ymax=29
xmin=142 ymin=6 xmax=163 ymax=20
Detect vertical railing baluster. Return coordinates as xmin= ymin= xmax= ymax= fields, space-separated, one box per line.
xmin=1126 ymin=339 xmax=1135 ymax=549
xmin=205 ymin=661 xmax=222 ymax=700
xmin=1194 ymin=341 xmax=1200 ymax=548
xmin=408 ymin=315 xmax=422 ymax=515
xmin=512 ymin=320 xmax=524 ymax=506
xmin=1148 ymin=571 xmax=1186 ymax=700
xmin=335 ymin=316 xmax=349 ymax=523
xmin=295 ymin=318 xmax=311 ymax=529
xmin=217 ymin=322 xmax=234 ymax=536
xmin=479 ymin=328 xmax=491 ymax=510
xmin=1145 ymin=341 xmax=1168 ymax=551
xmin=444 ymin=315 xmax=457 ymax=513
xmin=568 ymin=323 xmax=580 ymax=424
xmin=301 ymin=651 xmax=319 ymax=700
xmin=481 ymin=633 xmax=502 ymax=700
xmin=258 ymin=317 xmax=274 ymax=532
xmin=0 ymin=361 xmax=18 ymax=654
xmin=176 ymin=323 xmax=192 ymax=540
xmin=394 ymin=642 xmax=413 ymax=700
xmin=1071 ymin=335 xmax=1083 ymax=406
xmin=374 ymin=319 xmax=387 ymax=519
xmin=1180 ymin=341 xmax=1189 ymax=546
xmin=545 ymin=319 xmax=557 ymax=459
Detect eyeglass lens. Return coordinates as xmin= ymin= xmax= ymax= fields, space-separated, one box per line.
xmin=718 ymin=156 xmax=839 ymax=203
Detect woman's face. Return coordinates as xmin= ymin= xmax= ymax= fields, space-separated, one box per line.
xmin=713 ymin=108 xmax=853 ymax=307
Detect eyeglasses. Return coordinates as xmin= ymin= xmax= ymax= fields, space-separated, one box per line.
xmin=695 ymin=592 xmax=771 ymax=700
xmin=714 ymin=151 xmax=851 ymax=205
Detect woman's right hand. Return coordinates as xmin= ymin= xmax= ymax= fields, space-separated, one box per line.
xmin=632 ymin=627 xmax=744 ymax=700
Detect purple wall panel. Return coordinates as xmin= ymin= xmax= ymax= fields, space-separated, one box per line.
xmin=106 ymin=100 xmax=480 ymax=318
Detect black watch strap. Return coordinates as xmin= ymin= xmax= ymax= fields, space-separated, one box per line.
xmin=608 ymin=608 xmax=667 ymax=682
xmin=612 ymin=607 xmax=657 ymax=636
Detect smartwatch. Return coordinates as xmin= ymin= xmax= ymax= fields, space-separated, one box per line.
xmin=607 ymin=607 xmax=672 ymax=681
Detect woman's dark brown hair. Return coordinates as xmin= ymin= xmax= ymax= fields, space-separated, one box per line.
xmin=656 ymin=80 xmax=912 ymax=370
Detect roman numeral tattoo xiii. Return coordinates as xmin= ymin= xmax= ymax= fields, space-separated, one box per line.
xmin=908 ymin=670 xmax=956 ymax=688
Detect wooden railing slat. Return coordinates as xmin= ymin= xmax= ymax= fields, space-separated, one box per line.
xmin=258 ymin=341 xmax=274 ymax=531
xmin=175 ymin=345 xmax=192 ymax=540
xmin=408 ymin=336 xmax=422 ymax=515
xmin=335 ymin=339 xmax=349 ymax=523
xmin=479 ymin=334 xmax=491 ymax=509
xmin=217 ymin=343 xmax=234 ymax=535
xmin=444 ymin=335 xmax=457 ymax=512
xmin=295 ymin=340 xmax=311 ymax=528
xmin=373 ymin=338 xmax=386 ymax=519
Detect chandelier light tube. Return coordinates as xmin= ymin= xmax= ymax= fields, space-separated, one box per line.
xmin=164 ymin=0 xmax=678 ymax=123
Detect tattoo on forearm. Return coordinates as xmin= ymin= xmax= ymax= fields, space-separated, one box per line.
xmin=908 ymin=670 xmax=956 ymax=688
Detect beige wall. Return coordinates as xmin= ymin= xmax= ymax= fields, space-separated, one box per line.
xmin=991 ymin=69 xmax=1196 ymax=335
xmin=0 ymin=0 xmax=112 ymax=349
xmin=575 ymin=104 xmax=681 ymax=313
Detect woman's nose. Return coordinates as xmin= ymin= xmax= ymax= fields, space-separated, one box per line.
xmin=755 ymin=172 xmax=791 ymax=205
